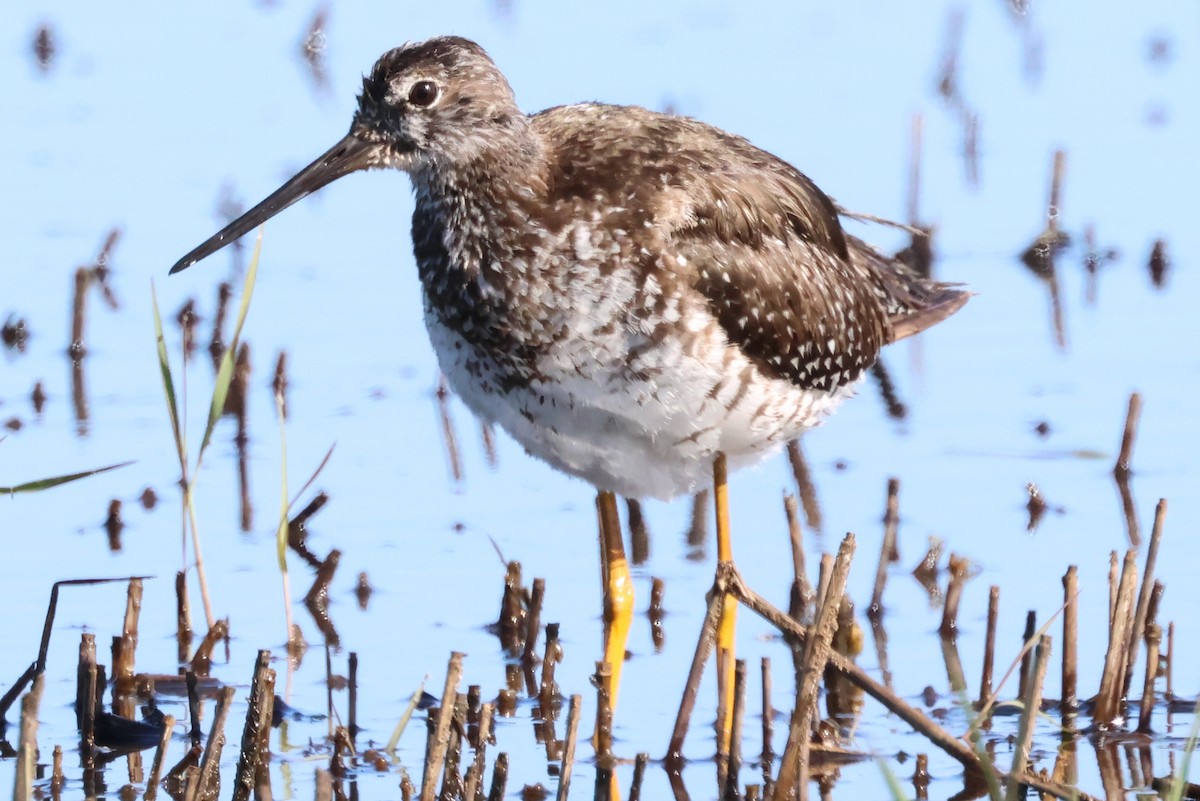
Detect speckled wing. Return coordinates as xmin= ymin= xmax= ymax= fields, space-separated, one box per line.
xmin=664 ymin=145 xmax=892 ymax=394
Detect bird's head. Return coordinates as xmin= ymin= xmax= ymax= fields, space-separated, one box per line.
xmin=170 ymin=36 xmax=520 ymax=274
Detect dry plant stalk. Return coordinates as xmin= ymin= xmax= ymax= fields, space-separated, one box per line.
xmin=869 ymin=478 xmax=901 ymax=618
xmin=554 ymin=695 xmax=582 ymax=801
xmin=1006 ymin=635 xmax=1051 ymax=801
xmin=14 ymin=674 xmax=44 ymax=801
xmin=1095 ymin=551 xmax=1137 ymax=725
xmin=232 ymin=651 xmax=276 ymax=801
xmin=723 ymin=659 xmax=748 ymax=801
xmin=1061 ymin=567 xmax=1079 ymax=712
xmin=1125 ymin=499 xmax=1166 ymax=697
xmin=195 ymin=685 xmax=236 ymax=801
xmin=979 ymin=586 xmax=999 ymax=708
xmin=420 ymin=652 xmax=464 ymax=801
xmin=775 ymin=533 xmax=856 ymax=801
xmin=145 ymin=714 xmax=177 ymax=801
xmin=940 ymin=553 xmax=970 ymax=637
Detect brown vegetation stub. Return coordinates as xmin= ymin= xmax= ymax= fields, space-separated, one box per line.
xmin=785 ymin=439 xmax=822 ymax=532
xmin=14 ymin=674 xmax=44 ymax=801
xmin=553 ymin=695 xmax=581 ymax=801
xmin=1125 ymin=499 xmax=1166 ymax=698
xmin=145 ymin=714 xmax=176 ymax=801
xmin=1017 ymin=611 xmax=1036 ymax=701
xmin=627 ymin=498 xmax=650 ymax=566
xmin=783 ymin=494 xmax=811 ymax=622
xmin=1061 ymin=567 xmax=1079 ymax=712
xmin=231 ymin=650 xmax=276 ymax=801
xmin=775 ymin=533 xmax=857 ymax=801
xmin=761 ymin=656 xmax=775 ymax=786
xmin=940 ymin=553 xmax=970 ymax=638
xmin=869 ymin=478 xmax=901 ymax=619
xmin=723 ymin=659 xmax=748 ymax=801
xmin=913 ymin=753 xmax=930 ymax=801
xmin=523 ymin=578 xmax=546 ymax=665
xmin=629 ymin=752 xmax=650 ymax=801
xmin=979 ymin=585 xmax=999 ymax=709
xmin=487 ymin=752 xmax=510 ymax=801
xmin=649 ymin=578 xmax=666 ymax=652
xmin=1095 ymin=550 xmax=1138 ymax=725
xmin=175 ymin=571 xmax=193 ymax=665
xmin=420 ymin=652 xmax=465 ymax=801
xmin=195 ymin=685 xmax=236 ymax=801
xmin=436 ymin=376 xmax=464 ymax=483
xmin=1006 ymin=635 xmax=1051 ymax=801
xmin=665 ymin=580 xmax=724 ymax=767
xmin=1137 ymin=623 xmax=1162 ymax=734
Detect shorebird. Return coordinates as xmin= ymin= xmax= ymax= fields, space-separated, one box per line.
xmin=171 ymin=36 xmax=967 ymax=741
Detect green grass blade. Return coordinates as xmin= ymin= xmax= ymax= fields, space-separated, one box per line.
xmin=874 ymin=755 xmax=913 ymax=801
xmin=2 ymin=461 xmax=134 ymax=495
xmin=151 ymin=281 xmax=185 ymax=466
xmin=1165 ymin=700 xmax=1200 ymax=801
xmin=198 ymin=228 xmax=262 ymax=462
xmin=275 ymin=390 xmax=289 ymax=573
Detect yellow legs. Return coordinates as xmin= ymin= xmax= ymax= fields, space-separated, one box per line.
xmin=597 ymin=490 xmax=634 ymax=713
xmin=713 ymin=451 xmax=737 ymax=755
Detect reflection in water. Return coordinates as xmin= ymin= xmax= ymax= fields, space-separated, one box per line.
xmin=70 ymin=353 xmax=88 ymax=437
xmin=1019 ymin=150 xmax=1070 ymax=351
xmin=785 ymin=439 xmax=821 ymax=533
xmin=104 ymin=499 xmax=123 ymax=551
xmin=298 ymin=6 xmax=331 ymax=97
xmin=1148 ymin=238 xmax=1170 ymax=289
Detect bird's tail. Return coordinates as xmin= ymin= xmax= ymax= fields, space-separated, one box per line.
xmin=844 ymin=233 xmax=971 ymax=344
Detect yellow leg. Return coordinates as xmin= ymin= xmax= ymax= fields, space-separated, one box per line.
xmin=597 ymin=491 xmax=633 ymax=713
xmin=714 ymin=452 xmax=738 ymax=754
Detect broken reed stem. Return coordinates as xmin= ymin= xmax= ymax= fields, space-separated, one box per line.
xmin=1137 ymin=624 xmax=1161 ymax=734
xmin=523 ymin=578 xmax=546 ymax=665
xmin=349 ymin=652 xmax=359 ymax=739
xmin=420 ymin=652 xmax=465 ymax=801
xmin=554 ymin=695 xmax=582 ymax=801
xmin=940 ymin=554 xmax=969 ymax=638
xmin=723 ymin=659 xmax=747 ymax=801
xmin=1096 ymin=551 xmax=1138 ymax=725
xmin=1107 ymin=551 xmax=1118 ymax=628
xmin=1062 ymin=567 xmax=1079 ymax=712
xmin=145 ymin=714 xmax=177 ymax=801
xmin=487 ymin=752 xmax=509 ymax=801
xmin=1113 ymin=392 xmax=1142 ymax=478
xmin=783 ymin=494 xmax=811 ymax=620
xmin=775 ymin=534 xmax=857 ymax=801
xmin=869 ymin=478 xmax=901 ymax=618
xmin=14 ymin=674 xmax=44 ymax=801
xmin=76 ymin=633 xmax=97 ymax=744
xmin=232 ymin=650 xmax=276 ymax=801
xmin=540 ymin=622 xmax=562 ymax=708
xmin=629 ymin=752 xmax=649 ymax=801
xmin=594 ymin=662 xmax=615 ymax=801
xmin=979 ymin=586 xmax=999 ymax=709
xmin=1125 ymin=499 xmax=1166 ymax=697
xmin=1017 ymin=611 xmax=1036 ymax=700
xmin=1005 ymin=635 xmax=1051 ymax=801
xmin=1047 ymin=150 xmax=1066 ymax=232
xmin=761 ymin=657 xmax=775 ymax=786
xmin=785 ymin=439 xmax=822 ymax=532
xmin=195 ymin=685 xmax=237 ymax=801
xmin=722 ymin=564 xmax=979 ymax=771
xmin=665 ymin=583 xmax=725 ymax=765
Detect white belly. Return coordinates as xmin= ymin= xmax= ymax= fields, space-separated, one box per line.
xmin=424 ymin=299 xmax=856 ymax=500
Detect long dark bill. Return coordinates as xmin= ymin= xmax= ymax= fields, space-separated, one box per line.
xmin=169 ymin=133 xmax=377 ymax=274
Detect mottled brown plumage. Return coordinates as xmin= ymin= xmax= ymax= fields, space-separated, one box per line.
xmin=171 ymin=35 xmax=967 ymax=499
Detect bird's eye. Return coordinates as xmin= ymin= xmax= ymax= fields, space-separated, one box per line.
xmin=408 ymin=80 xmax=439 ymax=107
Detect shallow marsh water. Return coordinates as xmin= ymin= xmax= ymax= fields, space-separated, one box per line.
xmin=4 ymin=2 xmax=1200 ymax=799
